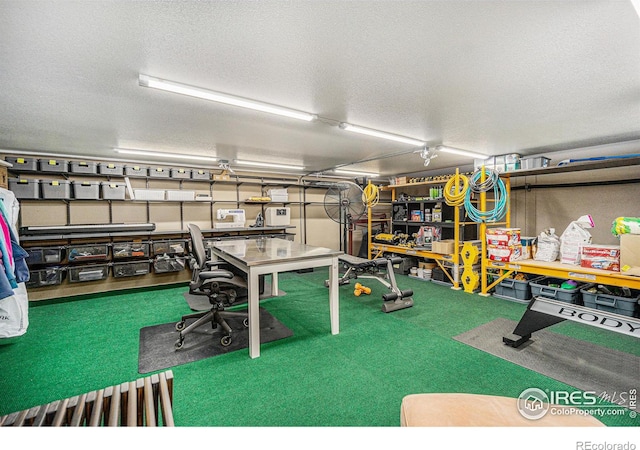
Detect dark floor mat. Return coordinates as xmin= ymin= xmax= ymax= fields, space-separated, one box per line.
xmin=182 ymin=282 xmax=285 ymax=311
xmin=138 ymin=307 xmax=293 ymax=373
xmin=454 ymin=318 xmax=639 ymax=412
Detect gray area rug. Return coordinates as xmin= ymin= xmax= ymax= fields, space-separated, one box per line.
xmin=454 ymin=318 xmax=639 ymax=412
xmin=138 ymin=307 xmax=293 ymax=374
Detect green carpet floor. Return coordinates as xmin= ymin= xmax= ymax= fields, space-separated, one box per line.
xmin=1 ymin=270 xmax=639 ymax=427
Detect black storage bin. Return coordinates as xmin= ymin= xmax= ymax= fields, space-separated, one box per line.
xmin=67 ymin=243 xmax=109 ymax=262
xmin=112 ymin=242 xmax=150 ymax=259
xmin=112 ymin=261 xmax=151 ymax=278
xmin=68 ymin=264 xmax=109 ymax=282
xmin=25 ymin=246 xmax=65 ymax=265
xmin=153 ymin=256 xmax=186 ymax=273
xmin=26 ymin=267 xmax=65 ymax=288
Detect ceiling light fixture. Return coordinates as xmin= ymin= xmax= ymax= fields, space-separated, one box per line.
xmin=233 ymin=160 xmax=305 ymax=171
xmin=139 ymin=74 xmax=317 ymax=122
xmin=435 ymin=145 xmax=489 ymax=159
xmin=333 ymin=169 xmax=380 ymax=177
xmin=114 ymin=148 xmax=218 ymax=163
xmin=338 ymin=123 xmax=425 ymax=147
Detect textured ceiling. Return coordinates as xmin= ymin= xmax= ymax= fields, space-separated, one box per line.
xmin=0 ymin=0 xmax=639 ymax=178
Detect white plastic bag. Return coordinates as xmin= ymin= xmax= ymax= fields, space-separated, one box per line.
xmin=534 ymin=228 xmax=561 ymax=262
xmin=560 ymin=214 xmax=594 ymax=265
xmin=0 ymin=283 xmax=29 ymax=338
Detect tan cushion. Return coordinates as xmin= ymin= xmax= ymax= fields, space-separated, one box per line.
xmin=400 ymin=393 xmax=605 ymax=427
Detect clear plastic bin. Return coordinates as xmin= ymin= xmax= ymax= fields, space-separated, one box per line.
xmin=112 ymin=242 xmax=150 ymax=259
xmin=153 ymin=256 xmax=186 ymax=273
xmin=26 ymin=267 xmax=64 ymax=288
xmin=67 ymin=244 xmax=109 ymax=262
xmin=112 ymin=261 xmax=150 ymax=278
xmin=68 ymin=264 xmax=109 ymax=282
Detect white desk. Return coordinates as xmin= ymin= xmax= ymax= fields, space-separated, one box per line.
xmin=211 ymin=238 xmax=343 ymax=358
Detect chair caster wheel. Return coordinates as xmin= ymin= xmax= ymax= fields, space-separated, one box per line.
xmin=221 ymin=335 xmax=232 ymax=347
xmin=175 ymin=321 xmax=186 ymax=331
xmin=243 ymin=318 xmax=249 ymax=327
xmin=175 ymin=339 xmax=184 ymax=350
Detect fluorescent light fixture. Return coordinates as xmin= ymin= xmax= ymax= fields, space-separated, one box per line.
xmin=339 ymin=123 xmax=425 ymax=147
xmin=139 ymin=74 xmax=317 ymax=122
xmin=233 ymin=160 xmax=305 ymax=171
xmin=435 ymin=145 xmax=489 ymax=159
xmin=114 ymin=148 xmax=218 ymax=163
xmin=333 ymin=169 xmax=379 ymax=177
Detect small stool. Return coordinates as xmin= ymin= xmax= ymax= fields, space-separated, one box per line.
xmin=400 ymin=393 xmax=605 ymax=427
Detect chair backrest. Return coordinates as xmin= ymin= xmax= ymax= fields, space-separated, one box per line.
xmin=187 ymin=223 xmax=207 ymax=270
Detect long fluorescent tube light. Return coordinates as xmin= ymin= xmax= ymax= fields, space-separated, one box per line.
xmin=114 ymin=148 xmax=218 ymax=163
xmin=234 ymin=160 xmax=305 ymax=171
xmin=339 ymin=123 xmax=425 ymax=147
xmin=139 ymin=74 xmax=317 ymax=122
xmin=436 ymin=145 xmax=489 ymax=159
xmin=333 ymin=169 xmax=379 ymax=177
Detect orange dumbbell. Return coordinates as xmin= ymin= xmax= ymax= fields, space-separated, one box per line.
xmin=354 ymin=282 xmax=372 ymax=296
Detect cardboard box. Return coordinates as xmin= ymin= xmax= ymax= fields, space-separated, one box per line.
xmin=486 ymin=227 xmax=521 ymax=246
xmin=581 ymin=244 xmax=620 ymax=259
xmin=431 ymin=239 xmax=455 ymax=254
xmin=620 ymin=234 xmax=640 ymax=276
xmin=487 ymin=244 xmax=523 ymax=262
xmin=213 ymin=173 xmax=231 ymax=181
xmin=580 ymin=256 xmax=620 ymax=272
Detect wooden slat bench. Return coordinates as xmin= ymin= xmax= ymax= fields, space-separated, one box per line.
xmin=0 ymin=370 xmax=174 ymax=427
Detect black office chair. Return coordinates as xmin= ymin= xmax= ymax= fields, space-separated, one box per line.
xmin=174 ymin=223 xmax=249 ymax=350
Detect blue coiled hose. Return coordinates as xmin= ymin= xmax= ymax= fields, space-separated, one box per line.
xmin=464 ymin=168 xmax=508 ymax=223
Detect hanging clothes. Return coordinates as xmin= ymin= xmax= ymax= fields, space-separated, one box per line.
xmin=0 ymin=187 xmax=29 ymax=338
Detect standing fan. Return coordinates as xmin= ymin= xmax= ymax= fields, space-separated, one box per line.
xmin=324 ymin=181 xmax=366 ymax=252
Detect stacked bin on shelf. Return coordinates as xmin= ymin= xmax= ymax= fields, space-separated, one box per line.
xmin=152 ymin=239 xmax=187 ymax=273
xmin=25 ymin=246 xmax=66 ymax=288
xmin=67 ymin=243 xmax=110 ymax=283
xmin=112 ymin=241 xmax=151 ymax=278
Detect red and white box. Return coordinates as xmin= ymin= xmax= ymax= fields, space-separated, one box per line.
xmin=581 ymin=244 xmax=620 ymax=259
xmin=487 ymin=244 xmax=523 ymax=262
xmin=486 ymin=228 xmax=521 ymax=246
xmin=580 ymin=256 xmax=620 ymax=272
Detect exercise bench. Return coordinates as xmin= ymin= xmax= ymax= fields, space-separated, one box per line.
xmin=330 ymin=254 xmax=414 ymax=312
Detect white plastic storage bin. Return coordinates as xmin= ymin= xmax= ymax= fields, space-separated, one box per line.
xmin=124 ymin=165 xmax=148 ymax=177
xmin=133 ymin=189 xmax=165 ymax=200
xmin=98 ymin=162 xmax=124 ymax=176
xmin=268 ymin=189 xmax=289 ymax=202
xmin=70 ymin=161 xmax=98 ymax=174
xmin=101 ymin=182 xmax=126 ymax=200
xmin=72 ymin=181 xmax=100 ymax=199
xmin=41 ymin=180 xmax=71 ymax=199
xmin=149 ymin=167 xmax=170 ymax=178
xmin=191 ymin=169 xmax=210 ymax=180
xmin=112 ymin=261 xmax=150 ymax=278
xmin=39 ymin=159 xmax=68 ymax=173
xmin=9 ymin=178 xmax=40 ymax=199
xmin=170 ymin=168 xmax=191 ymax=179
xmin=166 ymin=190 xmax=195 ymax=201
xmin=68 ymin=264 xmax=109 ymax=282
xmin=5 ymin=156 xmax=38 ymax=171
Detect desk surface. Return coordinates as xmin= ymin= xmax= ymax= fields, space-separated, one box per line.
xmin=212 ymin=238 xmax=342 ymax=267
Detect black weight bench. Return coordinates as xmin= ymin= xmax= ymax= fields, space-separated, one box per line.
xmin=329 ymin=254 xmax=414 ymax=312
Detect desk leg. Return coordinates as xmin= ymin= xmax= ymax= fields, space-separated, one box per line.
xmin=271 ymin=272 xmax=279 ymax=297
xmin=248 ymin=270 xmax=261 ymax=359
xmin=329 ymin=256 xmax=339 ymax=335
